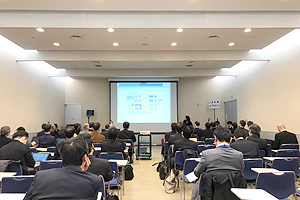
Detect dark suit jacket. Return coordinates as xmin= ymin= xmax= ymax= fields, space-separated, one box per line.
xmin=168 ymin=133 xmax=182 ymax=146
xmin=102 ymin=130 xmax=109 ymax=139
xmin=24 ymin=165 xmax=101 ymax=200
xmin=101 ymin=139 xmax=126 ymax=159
xmin=230 ymin=139 xmax=260 ymax=158
xmin=199 ymin=129 xmax=214 ymax=141
xmin=36 ymin=130 xmax=45 ymax=137
xmin=50 ymin=130 xmax=60 ymax=139
xmin=0 ymin=140 xmax=35 ymax=174
xmin=38 ymin=134 xmax=57 ymax=148
xmin=165 ymin=130 xmax=176 ymax=142
xmin=193 ymin=128 xmax=202 ymax=140
xmin=87 ymin=155 xmax=114 ymax=182
xmin=272 ymin=130 xmax=298 ymax=149
xmin=0 ymin=135 xmax=12 ymax=148
xmin=173 ymin=137 xmax=199 ymax=156
xmin=247 ymin=135 xmax=268 ymax=156
xmin=118 ymin=129 xmax=136 ymax=142
xmin=53 ymin=139 xmax=67 ymax=160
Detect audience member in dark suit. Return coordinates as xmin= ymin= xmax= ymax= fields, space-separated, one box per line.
xmin=90 ymin=122 xmax=105 ymax=143
xmin=247 ymin=124 xmax=268 ymax=156
xmin=210 ymin=122 xmax=217 ymax=133
xmin=272 ymin=123 xmax=298 ymax=149
xmin=191 ymin=121 xmax=200 ymax=139
xmin=168 ymin=122 xmax=185 ymax=146
xmin=231 ymin=128 xmax=260 ymax=158
xmin=38 ymin=124 xmax=57 ymax=148
xmin=173 ymin=126 xmax=199 ymax=156
xmin=183 ymin=115 xmax=193 ymax=126
xmin=102 ymin=127 xmax=127 ymax=160
xmin=191 ymin=127 xmax=244 ymax=200
xmin=0 ymin=126 xmax=12 ymax=148
xmin=234 ymin=120 xmax=249 ymax=137
xmin=118 ymin=122 xmax=136 ymax=162
xmin=198 ymin=122 xmax=214 ymax=141
xmin=78 ymin=133 xmax=114 ymax=182
xmin=74 ymin=123 xmax=81 ymax=136
xmin=165 ymin=122 xmax=177 ymax=142
xmin=24 ymin=137 xmax=102 ymax=200
xmin=53 ymin=126 xmax=75 ymax=160
xmin=50 ymin=124 xmax=59 ymax=139
xmin=36 ymin=123 xmax=46 ymax=137
xmin=215 ymin=120 xmax=221 ymax=128
xmin=0 ymin=130 xmax=35 ymax=175
xmin=88 ymin=122 xmax=94 ymax=132
xmin=101 ymin=124 xmax=110 ymax=139
xmin=231 ymin=122 xmax=238 ymax=135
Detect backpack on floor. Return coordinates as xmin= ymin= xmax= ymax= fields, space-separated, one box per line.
xmin=107 ymin=193 xmax=119 ymax=200
xmin=152 ymin=161 xmax=169 ymax=180
xmin=125 ymin=164 xmax=134 ymax=180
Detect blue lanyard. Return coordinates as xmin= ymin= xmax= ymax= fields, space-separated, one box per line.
xmin=216 ymin=144 xmax=230 ymax=148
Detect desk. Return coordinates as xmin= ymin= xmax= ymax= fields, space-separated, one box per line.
xmin=251 ymin=168 xmax=280 ymax=174
xmin=231 ymin=188 xmax=278 ymax=200
xmin=109 ymin=159 xmax=128 ymax=198
xmin=263 ymin=157 xmax=299 ymax=161
xmin=0 ymin=193 xmax=102 ymax=200
xmin=36 ymin=148 xmax=48 ymax=152
xmin=94 ymin=147 xmax=101 ymax=151
xmin=0 ymin=172 xmax=16 ymax=181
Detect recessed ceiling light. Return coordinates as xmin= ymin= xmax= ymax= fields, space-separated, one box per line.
xmin=228 ymin=42 xmax=235 ymax=46
xmin=36 ymin=28 xmax=44 ymax=32
xmin=53 ymin=43 xmax=60 ymax=46
xmin=113 ymin=43 xmax=119 ymax=46
xmin=244 ymin=28 xmax=252 ymax=33
xmin=177 ymin=28 xmax=183 ymax=33
xmin=171 ymin=42 xmax=177 ymax=46
xmin=108 ymin=28 xmax=114 ymax=33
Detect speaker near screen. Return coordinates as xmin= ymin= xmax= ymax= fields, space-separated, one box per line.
xmin=87 ymin=110 xmax=94 ymax=116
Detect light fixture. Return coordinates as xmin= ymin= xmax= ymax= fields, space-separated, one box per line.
xmin=108 ymin=28 xmax=114 ymax=33
xmin=113 ymin=43 xmax=119 ymax=46
xmin=171 ymin=42 xmax=177 ymax=46
xmin=244 ymin=28 xmax=252 ymax=33
xmin=228 ymin=42 xmax=235 ymax=47
xmin=177 ymin=28 xmax=183 ymax=33
xmin=53 ymin=43 xmax=60 ymax=46
xmin=36 ymin=28 xmax=44 ymax=32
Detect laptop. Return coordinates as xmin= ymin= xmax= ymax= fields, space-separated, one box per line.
xmin=32 ymin=153 xmax=50 ymax=161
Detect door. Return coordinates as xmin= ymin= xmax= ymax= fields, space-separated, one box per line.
xmin=224 ymin=100 xmax=237 ymax=125
xmin=65 ymin=104 xmax=82 ymax=126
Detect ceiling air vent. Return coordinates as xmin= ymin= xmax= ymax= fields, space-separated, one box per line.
xmin=186 ymin=65 xmax=193 ymax=67
xmin=68 ymin=35 xmax=84 ymax=40
xmin=95 ymin=65 xmax=102 ymax=68
xmin=207 ymin=35 xmax=221 ymax=40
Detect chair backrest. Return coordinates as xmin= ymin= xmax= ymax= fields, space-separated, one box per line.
xmin=267 ymin=144 xmax=272 ymax=156
xmin=183 ymin=159 xmax=199 ymax=176
xmin=256 ymin=171 xmax=296 ymax=199
xmin=94 ymin=143 xmax=102 ymax=147
xmin=47 ymin=147 xmax=56 ymax=153
xmin=280 ymin=144 xmax=299 ymax=150
xmin=1 ymin=176 xmax=34 ymax=193
xmin=198 ymin=145 xmax=215 ymax=153
xmin=259 ymin=150 xmax=265 ymax=158
xmin=98 ymin=175 xmax=106 ymax=198
xmin=272 ymin=158 xmax=300 ymax=175
xmin=40 ymin=160 xmax=63 ymax=170
xmin=6 ymin=162 xmax=22 ymax=175
xmin=168 ymin=145 xmax=173 ymax=158
xmin=243 ymin=158 xmax=263 ymax=181
xmin=205 ymin=138 xmax=215 ymax=145
xmin=197 ymin=141 xmax=205 ymax=145
xmin=100 ymin=152 xmax=123 ymax=160
xmin=231 ymin=138 xmax=235 ymax=143
xmin=174 ymin=151 xmax=184 ymax=170
xmin=276 ymin=149 xmax=299 ymax=157
xmin=56 ymin=138 xmax=65 ymax=144
xmin=108 ymin=161 xmax=119 ymax=179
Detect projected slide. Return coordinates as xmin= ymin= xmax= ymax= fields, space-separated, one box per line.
xmin=117 ymin=83 xmax=171 ymax=123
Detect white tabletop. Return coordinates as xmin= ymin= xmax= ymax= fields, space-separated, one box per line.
xmin=0 ymin=192 xmax=102 ymax=200
xmin=231 ymin=188 xmax=278 ymax=200
xmin=109 ymin=159 xmax=128 ymax=166
xmin=251 ymin=168 xmax=280 ymax=174
xmin=36 ymin=148 xmax=48 ymax=152
xmin=263 ymin=157 xmax=299 ymax=161
xmin=94 ymin=147 xmax=101 ymax=151
xmin=126 ymin=143 xmax=131 ymax=147
xmin=0 ymin=172 xmax=17 ymax=180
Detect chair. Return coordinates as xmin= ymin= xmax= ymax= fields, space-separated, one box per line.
xmin=267 ymin=144 xmax=272 ymax=156
xmin=198 ymin=145 xmax=215 ymax=153
xmin=256 ymin=171 xmax=297 ymax=199
xmin=174 ymin=151 xmax=184 ymax=171
xmin=204 ymin=138 xmax=214 ymax=145
xmin=231 ymin=138 xmax=235 ymax=143
xmin=168 ymin=145 xmax=173 ymax=158
xmin=197 ymin=141 xmax=205 ymax=145
xmin=98 ymin=175 xmax=106 ymax=199
xmin=272 ymin=158 xmax=300 ymax=175
xmin=181 ymin=159 xmax=199 ymax=200
xmin=280 ymin=144 xmax=299 ymax=150
xmin=259 ymin=150 xmax=265 ymax=158
xmin=47 ymin=147 xmax=56 ymax=152
xmin=276 ymin=149 xmax=299 ymax=157
xmin=106 ymin=161 xmax=120 ymax=196
xmin=6 ymin=162 xmax=22 ymax=175
xmin=243 ymin=158 xmax=263 ymax=183
xmin=40 ymin=160 xmax=63 ymax=170
xmin=1 ymin=176 xmax=34 ymax=193
xmin=100 ymin=152 xmax=124 ymax=160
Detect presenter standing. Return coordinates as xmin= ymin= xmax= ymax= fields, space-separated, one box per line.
xmin=183 ymin=115 xmax=193 ymax=126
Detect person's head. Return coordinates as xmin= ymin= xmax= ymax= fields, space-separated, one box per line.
xmin=210 ymin=122 xmax=216 ymax=128
xmin=65 ymin=126 xmax=75 ymax=138
xmin=247 ymin=121 xmax=253 ymax=128
xmin=0 ymin=126 xmax=10 ymax=136
xmin=105 ymin=124 xmax=110 ymax=130
xmin=77 ymin=133 xmax=93 ymax=154
xmin=93 ymin=122 xmax=100 ymax=131
xmin=83 ymin=123 xmax=89 ymax=131
xmin=108 ymin=127 xmax=118 ymax=140
xmin=194 ymin=121 xmax=200 ymax=127
xmin=182 ymin=126 xmax=193 ymax=139
xmin=43 ymin=124 xmax=51 ymax=132
xmin=89 ymin=122 xmax=94 ymax=129
xmin=16 ymin=127 xmax=25 ymax=132
xmin=239 ymin=120 xmax=246 ymax=127
xmin=59 ymin=137 xmax=89 ymax=169
xmin=213 ymin=127 xmax=232 ymax=144
xmin=12 ymin=130 xmax=29 ymax=144
xmin=232 ymin=123 xmax=238 ymax=129
xmin=41 ymin=123 xmax=46 ymax=129
xmin=227 ymin=121 xmax=233 ymax=128
xmin=175 ymin=122 xmax=185 ymax=134
xmin=234 ymin=128 xmax=247 ymax=139
xmin=249 ymin=124 xmax=261 ymax=137
xmin=123 ymin=122 xmax=130 ymax=129
xmin=51 ymin=124 xmax=55 ymax=131
xmin=54 ymin=123 xmax=58 ymax=129
xmin=277 ymin=123 xmax=286 ymax=132
xmin=171 ymin=123 xmax=177 ymax=131
xmin=185 ymin=115 xmax=190 ymax=121
xmin=215 ymin=121 xmax=220 ymax=126
xmin=74 ymin=123 xmax=81 ymax=130
xmin=205 ymin=122 xmax=211 ymax=129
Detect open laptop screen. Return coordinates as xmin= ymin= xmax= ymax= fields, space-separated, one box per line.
xmin=32 ymin=153 xmax=49 ymax=161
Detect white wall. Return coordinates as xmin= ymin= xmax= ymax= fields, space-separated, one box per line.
xmin=0 ymin=49 xmax=65 ymax=133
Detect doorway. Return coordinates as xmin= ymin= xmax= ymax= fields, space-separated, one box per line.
xmin=224 ymin=100 xmax=237 ymax=125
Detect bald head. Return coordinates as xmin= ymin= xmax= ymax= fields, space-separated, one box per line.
xmin=277 ymin=124 xmax=286 ymax=132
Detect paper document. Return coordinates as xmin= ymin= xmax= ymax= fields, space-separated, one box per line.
xmin=186 ymin=172 xmax=198 ymax=182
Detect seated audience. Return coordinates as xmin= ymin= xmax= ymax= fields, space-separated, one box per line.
xmin=90 ymin=122 xmax=105 ymax=143
xmin=79 ymin=123 xmax=89 ymax=135
xmin=247 ymin=124 xmax=268 ymax=156
xmin=74 ymin=123 xmax=81 ymax=136
xmin=165 ymin=122 xmax=177 ymax=142
xmin=231 ymin=128 xmax=259 ymax=158
xmin=210 ymin=122 xmax=217 ymax=132
xmin=24 ymin=137 xmax=102 ymax=200
xmin=50 ymin=124 xmax=59 ymax=138
xmin=16 ymin=126 xmax=26 ymax=132
xmin=53 ymin=126 xmax=75 ymax=160
xmin=234 ymin=120 xmax=249 ymax=136
xmin=272 ymin=123 xmax=298 ymax=149
xmin=103 ymin=127 xmax=127 ymax=160
xmin=247 ymin=121 xmax=254 ymax=129
xmin=173 ymin=126 xmax=199 ymax=156
xmin=88 ymin=122 xmax=94 ymax=132
xmin=78 ymin=133 xmax=114 ymax=182
xmin=118 ymin=122 xmax=136 ymax=163
xmin=215 ymin=120 xmax=221 ymax=127
xmin=198 ymin=122 xmax=214 ymax=141
xmin=193 ymin=121 xmax=202 ymax=140
xmin=191 ymin=127 xmax=245 ymax=200
xmin=183 ymin=115 xmax=193 ymax=126
xmin=36 ymin=123 xmax=46 ymax=137
xmin=0 ymin=130 xmax=35 ymax=175
xmin=38 ymin=124 xmax=57 ymax=148
xmin=168 ymin=122 xmax=185 ymax=146
xmin=0 ymin=126 xmax=12 ymax=148
xmin=101 ymin=124 xmax=110 ymax=139
xmin=231 ymin=122 xmax=238 ymax=135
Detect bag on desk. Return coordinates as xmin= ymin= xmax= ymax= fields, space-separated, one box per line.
xmin=125 ymin=164 xmax=134 ymax=180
